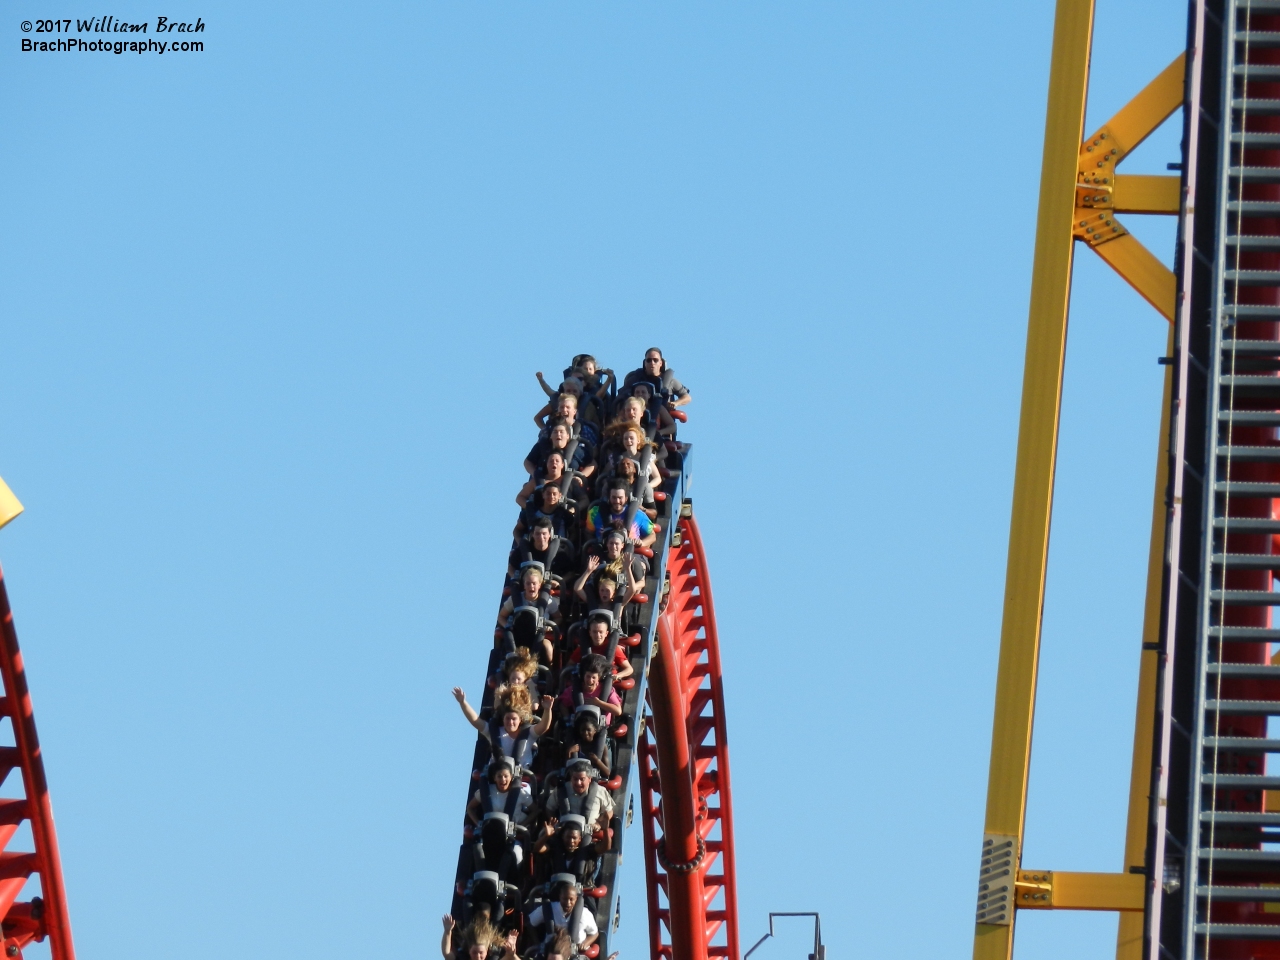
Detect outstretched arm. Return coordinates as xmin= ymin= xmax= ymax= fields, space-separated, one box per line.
xmin=534 ymin=696 xmax=555 ymax=735
xmin=573 ymin=556 xmax=599 ymax=602
xmin=441 ymin=915 xmax=456 ymax=959
xmin=452 ymin=688 xmax=486 ymax=732
xmin=533 ymin=820 xmax=556 ymax=855
xmin=536 ymin=371 xmax=557 ymax=399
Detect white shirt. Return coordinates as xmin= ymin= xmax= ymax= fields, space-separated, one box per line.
xmin=477 ymin=782 xmax=533 ymax=825
xmin=530 ymin=902 xmax=599 ymax=944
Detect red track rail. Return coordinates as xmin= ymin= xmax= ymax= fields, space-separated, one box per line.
xmin=0 ymin=566 xmax=74 ymax=960
xmin=637 ymin=515 xmax=739 ymax=960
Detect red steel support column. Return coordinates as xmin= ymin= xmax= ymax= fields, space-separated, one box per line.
xmin=0 ymin=566 xmax=74 ymax=960
xmin=648 ymin=612 xmax=707 ymax=960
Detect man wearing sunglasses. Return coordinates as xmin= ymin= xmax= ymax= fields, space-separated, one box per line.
xmin=621 ymin=348 xmax=691 ymax=409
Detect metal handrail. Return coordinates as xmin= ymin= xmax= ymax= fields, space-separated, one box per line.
xmin=743 ymin=912 xmax=824 ymax=960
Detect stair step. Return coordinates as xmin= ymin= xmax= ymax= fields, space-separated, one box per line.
xmin=1201 ymin=827 xmax=1280 ymax=844
xmin=1226 ymin=304 xmax=1280 ymax=318
xmin=1195 ymin=923 xmax=1280 ymax=939
xmin=1214 ymin=517 xmax=1280 ymax=532
xmin=1209 ymin=624 xmax=1280 ymax=639
xmin=1224 ymin=339 xmax=1280 ymax=355
xmin=1203 ymin=811 xmax=1280 ymax=825
xmin=1234 ymin=99 xmax=1280 ymax=114
xmin=1226 ymin=270 xmax=1280 ymax=285
xmin=1213 ymin=591 xmax=1280 ymax=604
xmin=1217 ymin=446 xmax=1280 ymax=461
xmin=1229 ymin=234 xmax=1280 ymax=248
xmin=1205 ymin=737 xmax=1280 ymax=753
xmin=1207 ymin=663 xmax=1280 ymax=677
xmin=1198 ymin=886 xmax=1280 ymax=903
xmin=1227 ymin=197 xmax=1280 ymax=210
xmin=1200 ymin=774 xmax=1280 ymax=789
xmin=1205 ymin=699 xmax=1280 ymax=715
xmin=1236 ymin=64 xmax=1280 ymax=80
xmin=1235 ymin=31 xmax=1280 ymax=47
xmin=1211 ymin=558 xmax=1280 ymax=573
xmin=1220 ymin=375 xmax=1280 ymax=391
xmin=1217 ymin=480 xmax=1280 ymax=495
xmin=1212 ymin=590 xmax=1280 ymax=605
xmin=1219 ymin=412 xmax=1280 ymax=428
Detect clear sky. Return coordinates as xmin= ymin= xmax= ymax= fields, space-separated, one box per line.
xmin=2 ymin=1 xmax=1188 ymax=958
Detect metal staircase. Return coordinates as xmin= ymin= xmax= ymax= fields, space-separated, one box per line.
xmin=1150 ymin=1 xmax=1280 ymax=956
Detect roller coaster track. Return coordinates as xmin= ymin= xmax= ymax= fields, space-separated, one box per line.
xmin=638 ymin=515 xmax=740 ymax=960
xmin=450 ymin=438 xmax=740 ymax=960
xmin=0 ymin=567 xmax=74 ymax=960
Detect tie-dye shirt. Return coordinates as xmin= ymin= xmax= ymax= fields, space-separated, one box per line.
xmin=584 ymin=504 xmax=654 ymax=541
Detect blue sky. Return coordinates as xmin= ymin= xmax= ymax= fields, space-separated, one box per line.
xmin=2 ymin=1 xmax=1187 ymax=957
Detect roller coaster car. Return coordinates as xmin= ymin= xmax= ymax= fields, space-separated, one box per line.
xmin=463 ymin=870 xmax=523 ymax=924
xmin=523 ymin=876 xmax=603 ymax=959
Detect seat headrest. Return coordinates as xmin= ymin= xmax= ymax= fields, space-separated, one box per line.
xmin=559 ymin=814 xmax=587 ymax=834
xmin=574 ymin=705 xmax=603 ymax=726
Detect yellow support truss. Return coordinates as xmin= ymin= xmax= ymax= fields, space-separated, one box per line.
xmin=973 ymin=3 xmax=1183 ymax=959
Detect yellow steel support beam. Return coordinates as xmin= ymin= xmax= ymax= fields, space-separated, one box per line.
xmin=1082 ymin=55 xmax=1185 ymax=165
xmin=1017 ymin=871 xmax=1146 ymax=912
xmin=1113 ymin=174 xmax=1181 ymax=215
xmin=1085 ymin=234 xmax=1177 ymax=321
xmin=973 ymin=0 xmax=1094 ymax=956
xmin=1115 ymin=327 xmax=1173 ymax=960
xmin=1074 ymin=54 xmax=1184 ymax=316
xmin=0 ymin=478 xmax=22 ymax=531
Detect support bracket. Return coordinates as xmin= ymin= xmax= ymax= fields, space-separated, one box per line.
xmin=1072 ymin=53 xmax=1185 ymax=321
xmin=1015 ymin=870 xmax=1146 ymax=912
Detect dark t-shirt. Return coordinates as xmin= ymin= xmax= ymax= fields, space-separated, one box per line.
xmin=527 ymin=437 xmax=594 ymax=474
xmin=622 ymin=367 xmax=688 ymax=400
xmin=518 ymin=502 xmax=575 ymax=539
xmin=509 ymin=538 xmax=575 ymax=577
